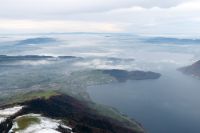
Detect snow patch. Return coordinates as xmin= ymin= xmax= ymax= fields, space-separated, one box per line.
xmin=10 ymin=114 xmax=73 ymax=133
xmin=0 ymin=117 xmax=5 ymax=123
xmin=0 ymin=106 xmax=23 ymax=116
xmin=0 ymin=106 xmax=23 ymax=125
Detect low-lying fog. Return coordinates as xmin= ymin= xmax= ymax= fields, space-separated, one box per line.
xmin=1 ymin=33 xmax=200 ymax=133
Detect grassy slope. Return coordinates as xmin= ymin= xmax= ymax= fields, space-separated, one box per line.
xmin=88 ymin=102 xmax=144 ymax=132
xmin=0 ymin=90 xmax=59 ymax=106
xmin=13 ymin=116 xmax=40 ymax=131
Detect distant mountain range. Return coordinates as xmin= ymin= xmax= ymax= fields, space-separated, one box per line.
xmin=179 ymin=60 xmax=200 ymax=77
xmin=16 ymin=37 xmax=57 ymax=45
xmin=144 ymin=37 xmax=200 ymax=44
xmin=0 ymin=55 xmax=78 ymax=63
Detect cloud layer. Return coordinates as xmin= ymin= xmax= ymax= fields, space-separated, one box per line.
xmin=0 ymin=0 xmax=199 ymax=35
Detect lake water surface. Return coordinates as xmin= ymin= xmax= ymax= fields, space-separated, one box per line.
xmin=88 ymin=69 xmax=200 ymax=133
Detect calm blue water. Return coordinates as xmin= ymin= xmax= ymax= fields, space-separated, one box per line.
xmin=88 ymin=69 xmax=200 ymax=133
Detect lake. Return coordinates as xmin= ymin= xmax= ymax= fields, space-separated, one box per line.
xmin=88 ymin=69 xmax=200 ymax=133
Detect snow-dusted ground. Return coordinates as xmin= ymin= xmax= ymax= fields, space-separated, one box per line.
xmin=10 ymin=114 xmax=73 ymax=133
xmin=0 ymin=117 xmax=5 ymax=123
xmin=0 ymin=106 xmax=23 ymax=123
xmin=0 ymin=106 xmax=23 ymax=116
xmin=0 ymin=106 xmax=72 ymax=133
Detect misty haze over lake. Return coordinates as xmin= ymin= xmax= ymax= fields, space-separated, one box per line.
xmin=1 ymin=33 xmax=200 ymax=133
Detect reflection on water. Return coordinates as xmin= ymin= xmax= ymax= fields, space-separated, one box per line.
xmin=88 ymin=69 xmax=200 ymax=133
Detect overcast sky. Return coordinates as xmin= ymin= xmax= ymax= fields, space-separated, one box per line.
xmin=0 ymin=0 xmax=200 ymax=35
